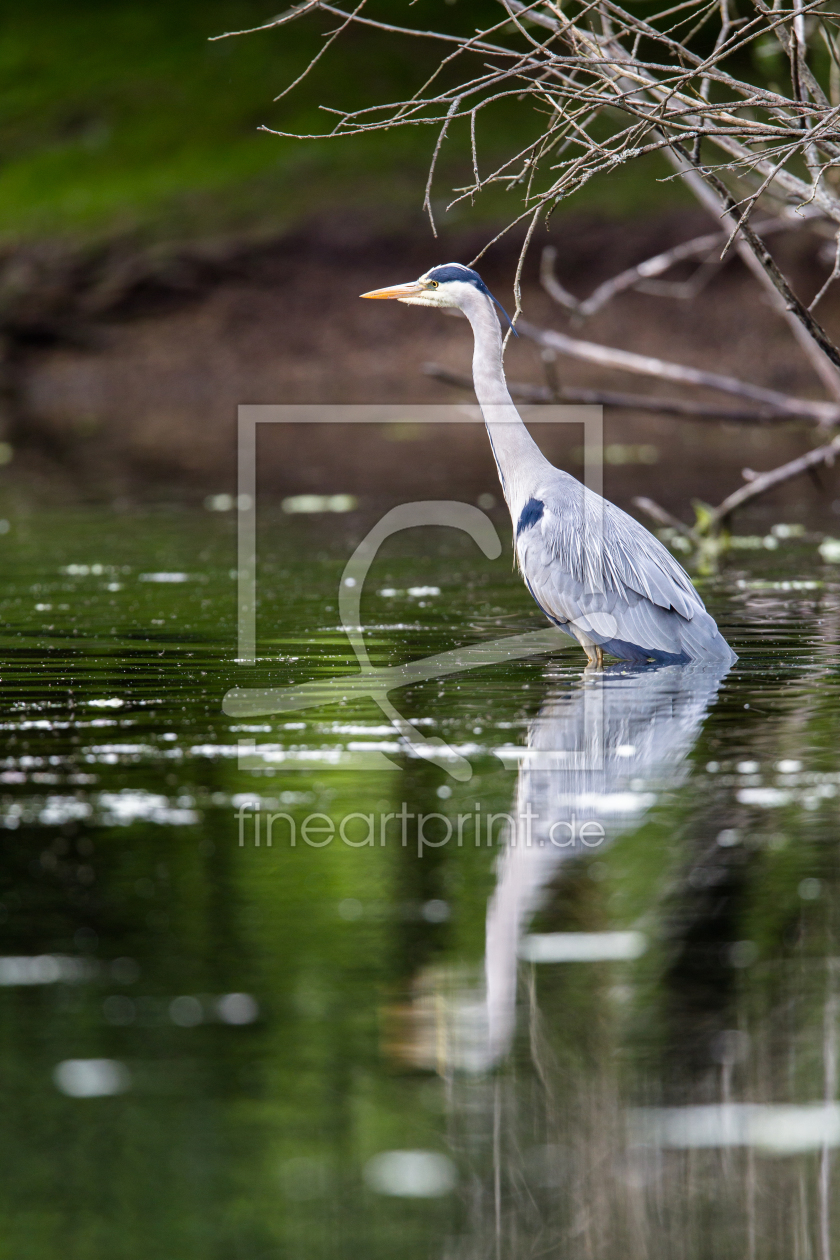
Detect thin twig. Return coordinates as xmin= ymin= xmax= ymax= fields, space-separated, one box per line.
xmin=423 ymin=96 xmax=461 ymax=236
xmin=539 ymin=213 xmax=809 ymax=317
xmin=663 ymin=145 xmax=840 ymax=400
xmin=671 ymin=141 xmax=840 ymax=375
xmin=273 ymin=0 xmax=369 ymax=103
xmin=810 ymin=229 xmax=840 ymax=311
xmin=209 ymin=0 xmax=320 ymax=41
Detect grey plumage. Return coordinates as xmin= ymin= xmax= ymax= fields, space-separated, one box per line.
xmin=515 ymin=471 xmax=728 ymax=664
xmin=361 ymin=261 xmax=736 ymax=668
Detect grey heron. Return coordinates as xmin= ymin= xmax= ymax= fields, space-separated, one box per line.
xmin=362 ymin=263 xmax=735 ymax=668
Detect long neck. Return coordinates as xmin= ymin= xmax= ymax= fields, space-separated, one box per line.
xmin=462 ymin=290 xmax=553 ymax=511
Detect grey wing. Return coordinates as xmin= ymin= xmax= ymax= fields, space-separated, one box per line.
xmin=516 ymin=472 xmax=735 ymax=663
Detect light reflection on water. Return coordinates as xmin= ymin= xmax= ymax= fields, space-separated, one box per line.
xmin=0 ymin=506 xmax=838 ymax=1257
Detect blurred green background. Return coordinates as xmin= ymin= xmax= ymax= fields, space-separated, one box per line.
xmin=0 ymin=0 xmax=680 ymax=248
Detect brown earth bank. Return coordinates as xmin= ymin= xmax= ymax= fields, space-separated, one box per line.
xmin=2 ymin=209 xmax=840 ymax=527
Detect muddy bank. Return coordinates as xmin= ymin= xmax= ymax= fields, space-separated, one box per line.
xmin=2 ymin=211 xmax=839 ymax=522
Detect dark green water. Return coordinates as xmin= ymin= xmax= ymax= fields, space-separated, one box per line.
xmin=1 ymin=503 xmax=839 ymax=1259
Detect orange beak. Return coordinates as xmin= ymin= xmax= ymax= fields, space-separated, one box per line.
xmin=360 ymin=281 xmax=423 ymax=300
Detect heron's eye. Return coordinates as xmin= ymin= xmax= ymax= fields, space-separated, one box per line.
xmin=427 ymin=280 xmax=439 ymax=289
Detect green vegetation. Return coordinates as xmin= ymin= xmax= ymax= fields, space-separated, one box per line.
xmin=0 ymin=0 xmax=687 ymax=248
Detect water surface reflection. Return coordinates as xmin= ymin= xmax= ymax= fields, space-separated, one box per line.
xmin=0 ymin=507 xmax=838 ymax=1258
xmin=485 ymin=661 xmax=731 ymax=1061
xmin=442 ymin=649 xmax=840 ymax=1260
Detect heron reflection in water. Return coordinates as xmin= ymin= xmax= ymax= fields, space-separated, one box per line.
xmin=388 ymin=661 xmax=729 ymax=1260
xmin=482 ymin=659 xmax=732 ymax=1062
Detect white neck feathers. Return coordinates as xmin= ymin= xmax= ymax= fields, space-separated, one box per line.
xmin=460 ymin=289 xmax=553 ymax=510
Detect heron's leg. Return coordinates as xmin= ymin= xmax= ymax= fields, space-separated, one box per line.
xmin=584 ymin=645 xmax=604 ymax=669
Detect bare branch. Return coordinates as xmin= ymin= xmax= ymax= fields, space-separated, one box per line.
xmin=810 ymin=229 xmax=840 ymax=311
xmin=635 ymin=433 xmax=840 ymax=535
xmin=506 ymin=206 xmax=543 ymax=350
xmin=540 ymin=246 xmax=586 ymax=313
xmin=711 ymin=432 xmax=840 ymax=523
xmin=517 ymin=319 xmax=840 ymax=423
xmin=422 ymin=361 xmax=821 ymax=422
xmin=209 ymin=0 xmax=320 ymax=41
xmin=632 ymin=496 xmax=699 ymax=537
xmin=663 ymin=145 xmax=840 ymax=401
xmin=423 ymin=96 xmax=461 ymax=236
xmin=273 ymin=0 xmax=369 ymax=104
xmin=539 ymin=213 xmax=811 ymax=318
xmin=670 ymin=141 xmax=840 ymax=377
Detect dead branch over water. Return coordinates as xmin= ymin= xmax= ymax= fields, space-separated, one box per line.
xmin=633 ymin=429 xmax=840 ymax=538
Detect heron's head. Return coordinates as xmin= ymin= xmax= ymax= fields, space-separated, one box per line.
xmin=361 ymin=263 xmax=516 ymax=331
